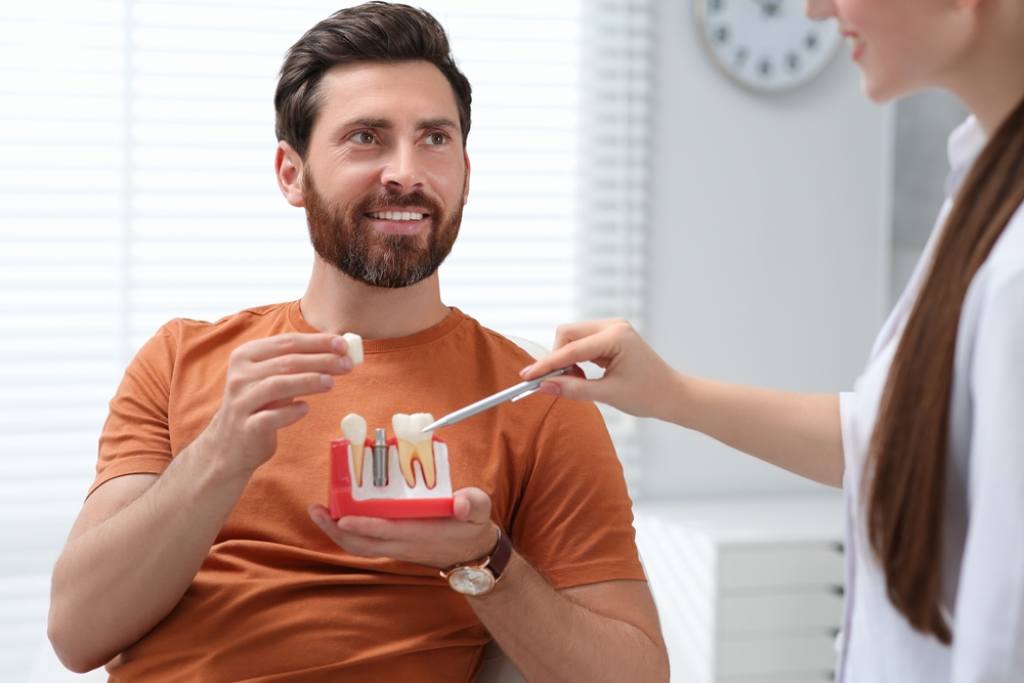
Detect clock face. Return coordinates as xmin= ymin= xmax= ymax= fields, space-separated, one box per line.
xmin=695 ymin=0 xmax=841 ymax=93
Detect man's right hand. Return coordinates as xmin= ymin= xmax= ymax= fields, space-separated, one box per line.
xmin=201 ymin=333 xmax=356 ymax=478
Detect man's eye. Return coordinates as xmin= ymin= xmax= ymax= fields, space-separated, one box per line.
xmin=427 ymin=132 xmax=448 ymax=145
xmin=350 ymin=132 xmax=375 ymax=144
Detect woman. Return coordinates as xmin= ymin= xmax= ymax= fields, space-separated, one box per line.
xmin=520 ymin=0 xmax=1024 ymax=680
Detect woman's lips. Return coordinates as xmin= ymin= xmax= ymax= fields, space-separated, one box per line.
xmin=843 ymin=31 xmax=866 ymax=61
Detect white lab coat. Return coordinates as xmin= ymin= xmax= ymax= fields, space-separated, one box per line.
xmin=837 ymin=116 xmax=1024 ymax=682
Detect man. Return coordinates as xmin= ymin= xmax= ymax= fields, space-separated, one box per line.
xmin=47 ymin=3 xmax=668 ymax=681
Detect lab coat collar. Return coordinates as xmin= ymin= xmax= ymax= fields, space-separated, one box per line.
xmin=944 ymin=115 xmax=987 ymax=199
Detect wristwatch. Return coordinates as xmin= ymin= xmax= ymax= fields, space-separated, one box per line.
xmin=440 ymin=526 xmax=512 ymax=596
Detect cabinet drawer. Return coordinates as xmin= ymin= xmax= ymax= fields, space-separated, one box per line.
xmin=717 ymin=590 xmax=843 ymax=635
xmin=717 ymin=634 xmax=837 ymax=677
xmin=718 ymin=543 xmax=843 ymax=590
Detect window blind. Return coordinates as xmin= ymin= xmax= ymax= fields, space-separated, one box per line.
xmin=578 ymin=0 xmax=653 ymax=491
xmin=0 ymin=1 xmax=651 ymax=677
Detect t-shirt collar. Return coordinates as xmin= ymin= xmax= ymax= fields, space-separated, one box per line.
xmin=287 ymin=300 xmax=465 ymax=354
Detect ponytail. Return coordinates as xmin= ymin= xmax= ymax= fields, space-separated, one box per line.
xmin=866 ymin=95 xmax=1024 ymax=644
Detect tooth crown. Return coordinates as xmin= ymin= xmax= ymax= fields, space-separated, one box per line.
xmin=341 ymin=333 xmax=364 ymax=365
xmin=392 ymin=413 xmax=437 ymax=489
xmin=340 ymin=413 xmax=368 ymax=485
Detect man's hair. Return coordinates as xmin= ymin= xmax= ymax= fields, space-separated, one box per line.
xmin=274 ymin=2 xmax=472 ymax=159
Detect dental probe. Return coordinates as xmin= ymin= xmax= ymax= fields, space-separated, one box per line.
xmin=421 ymin=367 xmax=574 ymax=432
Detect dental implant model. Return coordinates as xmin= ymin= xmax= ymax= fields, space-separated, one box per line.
xmin=327 ymin=412 xmax=454 ymax=519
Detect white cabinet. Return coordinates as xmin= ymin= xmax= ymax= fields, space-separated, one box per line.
xmin=634 ymin=496 xmax=844 ymax=683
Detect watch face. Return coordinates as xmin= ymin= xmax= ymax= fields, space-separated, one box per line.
xmin=696 ymin=0 xmax=841 ymax=92
xmin=447 ymin=566 xmax=496 ymax=596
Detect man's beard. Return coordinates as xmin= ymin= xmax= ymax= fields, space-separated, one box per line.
xmin=303 ymin=173 xmax=463 ymax=289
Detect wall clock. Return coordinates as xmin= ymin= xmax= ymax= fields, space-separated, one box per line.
xmin=695 ymin=0 xmax=841 ymax=93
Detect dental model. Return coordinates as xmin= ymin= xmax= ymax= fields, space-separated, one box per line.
xmin=328 ymin=412 xmax=454 ymax=519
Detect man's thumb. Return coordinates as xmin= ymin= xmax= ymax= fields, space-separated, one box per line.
xmin=453 ymin=487 xmax=491 ymax=523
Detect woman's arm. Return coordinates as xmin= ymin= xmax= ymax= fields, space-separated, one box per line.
xmin=521 ymin=320 xmax=844 ymax=486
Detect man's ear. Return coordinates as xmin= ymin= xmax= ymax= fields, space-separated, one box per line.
xmin=275 ymin=141 xmax=305 ymax=208
xmin=462 ymin=150 xmax=471 ymax=206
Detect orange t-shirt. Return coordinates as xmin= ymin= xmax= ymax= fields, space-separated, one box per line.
xmin=92 ymin=302 xmax=644 ymax=682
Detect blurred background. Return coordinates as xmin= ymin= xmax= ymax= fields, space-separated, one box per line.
xmin=0 ymin=0 xmax=967 ymax=680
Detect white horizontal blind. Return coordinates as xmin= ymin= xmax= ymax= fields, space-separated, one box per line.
xmin=0 ymin=3 xmax=127 ymax=678
xmin=578 ymin=0 xmax=653 ymax=492
xmin=0 ymin=1 xmax=650 ymax=678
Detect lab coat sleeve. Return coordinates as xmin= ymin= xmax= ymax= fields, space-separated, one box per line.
xmin=951 ymin=271 xmax=1024 ymax=682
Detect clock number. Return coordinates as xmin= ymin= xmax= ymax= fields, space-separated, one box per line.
xmin=714 ymin=25 xmax=730 ymax=44
xmin=805 ymin=32 xmax=819 ymax=50
xmin=786 ymin=52 xmax=801 ymax=72
xmin=708 ymin=0 xmax=725 ymax=13
xmin=758 ymin=58 xmax=773 ymax=78
xmin=734 ymin=47 xmax=749 ymax=66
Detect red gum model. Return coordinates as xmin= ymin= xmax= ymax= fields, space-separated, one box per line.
xmin=328 ymin=437 xmax=455 ymax=519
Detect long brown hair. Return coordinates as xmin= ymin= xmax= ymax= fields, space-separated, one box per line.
xmin=866 ymin=94 xmax=1024 ymax=644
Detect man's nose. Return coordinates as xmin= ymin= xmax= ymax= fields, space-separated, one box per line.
xmin=380 ymin=143 xmax=423 ymax=191
xmin=804 ymin=0 xmax=836 ymax=21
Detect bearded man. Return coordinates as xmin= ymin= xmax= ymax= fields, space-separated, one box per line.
xmin=47 ymin=4 xmax=668 ymax=681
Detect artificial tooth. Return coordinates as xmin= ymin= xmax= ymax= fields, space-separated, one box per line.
xmin=341 ymin=413 xmax=367 ymax=485
xmin=341 ymin=332 xmax=363 ymax=365
xmin=392 ymin=412 xmax=437 ymax=489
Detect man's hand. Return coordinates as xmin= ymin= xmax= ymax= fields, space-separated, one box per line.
xmin=202 ymin=333 xmax=356 ymax=479
xmin=308 ymin=487 xmax=498 ymax=569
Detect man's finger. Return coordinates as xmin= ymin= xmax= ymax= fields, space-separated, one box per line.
xmin=244 ymin=333 xmax=347 ymax=363
xmin=334 ymin=515 xmax=409 ymax=540
xmin=452 ymin=487 xmax=491 ymax=524
xmin=249 ymin=401 xmax=311 ymax=432
xmin=241 ymin=373 xmax=334 ymax=414
xmin=250 ymin=352 xmax=352 ymax=381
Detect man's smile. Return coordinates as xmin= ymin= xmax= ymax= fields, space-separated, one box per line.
xmin=365 ymin=209 xmax=431 ymax=235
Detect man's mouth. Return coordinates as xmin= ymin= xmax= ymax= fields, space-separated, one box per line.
xmin=367 ymin=210 xmax=428 ymax=221
xmin=365 ymin=209 xmax=431 ymax=235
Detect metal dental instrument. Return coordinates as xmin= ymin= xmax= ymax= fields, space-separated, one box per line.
xmin=421 ymin=367 xmax=573 ymax=432
xmin=372 ymin=427 xmax=388 ymax=486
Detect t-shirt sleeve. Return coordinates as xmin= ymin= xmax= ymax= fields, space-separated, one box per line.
xmin=89 ymin=322 xmax=178 ymax=496
xmin=509 ymin=397 xmax=646 ymax=590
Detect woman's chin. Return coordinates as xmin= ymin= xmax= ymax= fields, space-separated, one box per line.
xmin=860 ymin=73 xmax=905 ymax=104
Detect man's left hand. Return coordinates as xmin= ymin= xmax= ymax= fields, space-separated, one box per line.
xmin=308 ymin=487 xmax=498 ymax=569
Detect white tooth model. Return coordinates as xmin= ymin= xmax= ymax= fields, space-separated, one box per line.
xmin=328 ymin=412 xmax=454 ymax=519
xmin=341 ymin=332 xmax=364 ymax=365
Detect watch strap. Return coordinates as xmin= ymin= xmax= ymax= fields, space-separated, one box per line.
xmin=487 ymin=526 xmax=512 ymax=580
xmin=440 ymin=525 xmax=512 ymax=581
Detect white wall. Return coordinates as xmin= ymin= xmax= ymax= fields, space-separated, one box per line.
xmin=640 ymin=0 xmax=893 ymax=498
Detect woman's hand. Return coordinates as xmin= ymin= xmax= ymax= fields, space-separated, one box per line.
xmin=519 ymin=319 xmax=681 ymax=420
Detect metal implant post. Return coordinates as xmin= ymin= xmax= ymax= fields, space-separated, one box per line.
xmin=372 ymin=427 xmax=388 ymax=487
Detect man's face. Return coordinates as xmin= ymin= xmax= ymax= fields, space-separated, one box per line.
xmin=299 ymin=60 xmax=470 ymax=288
